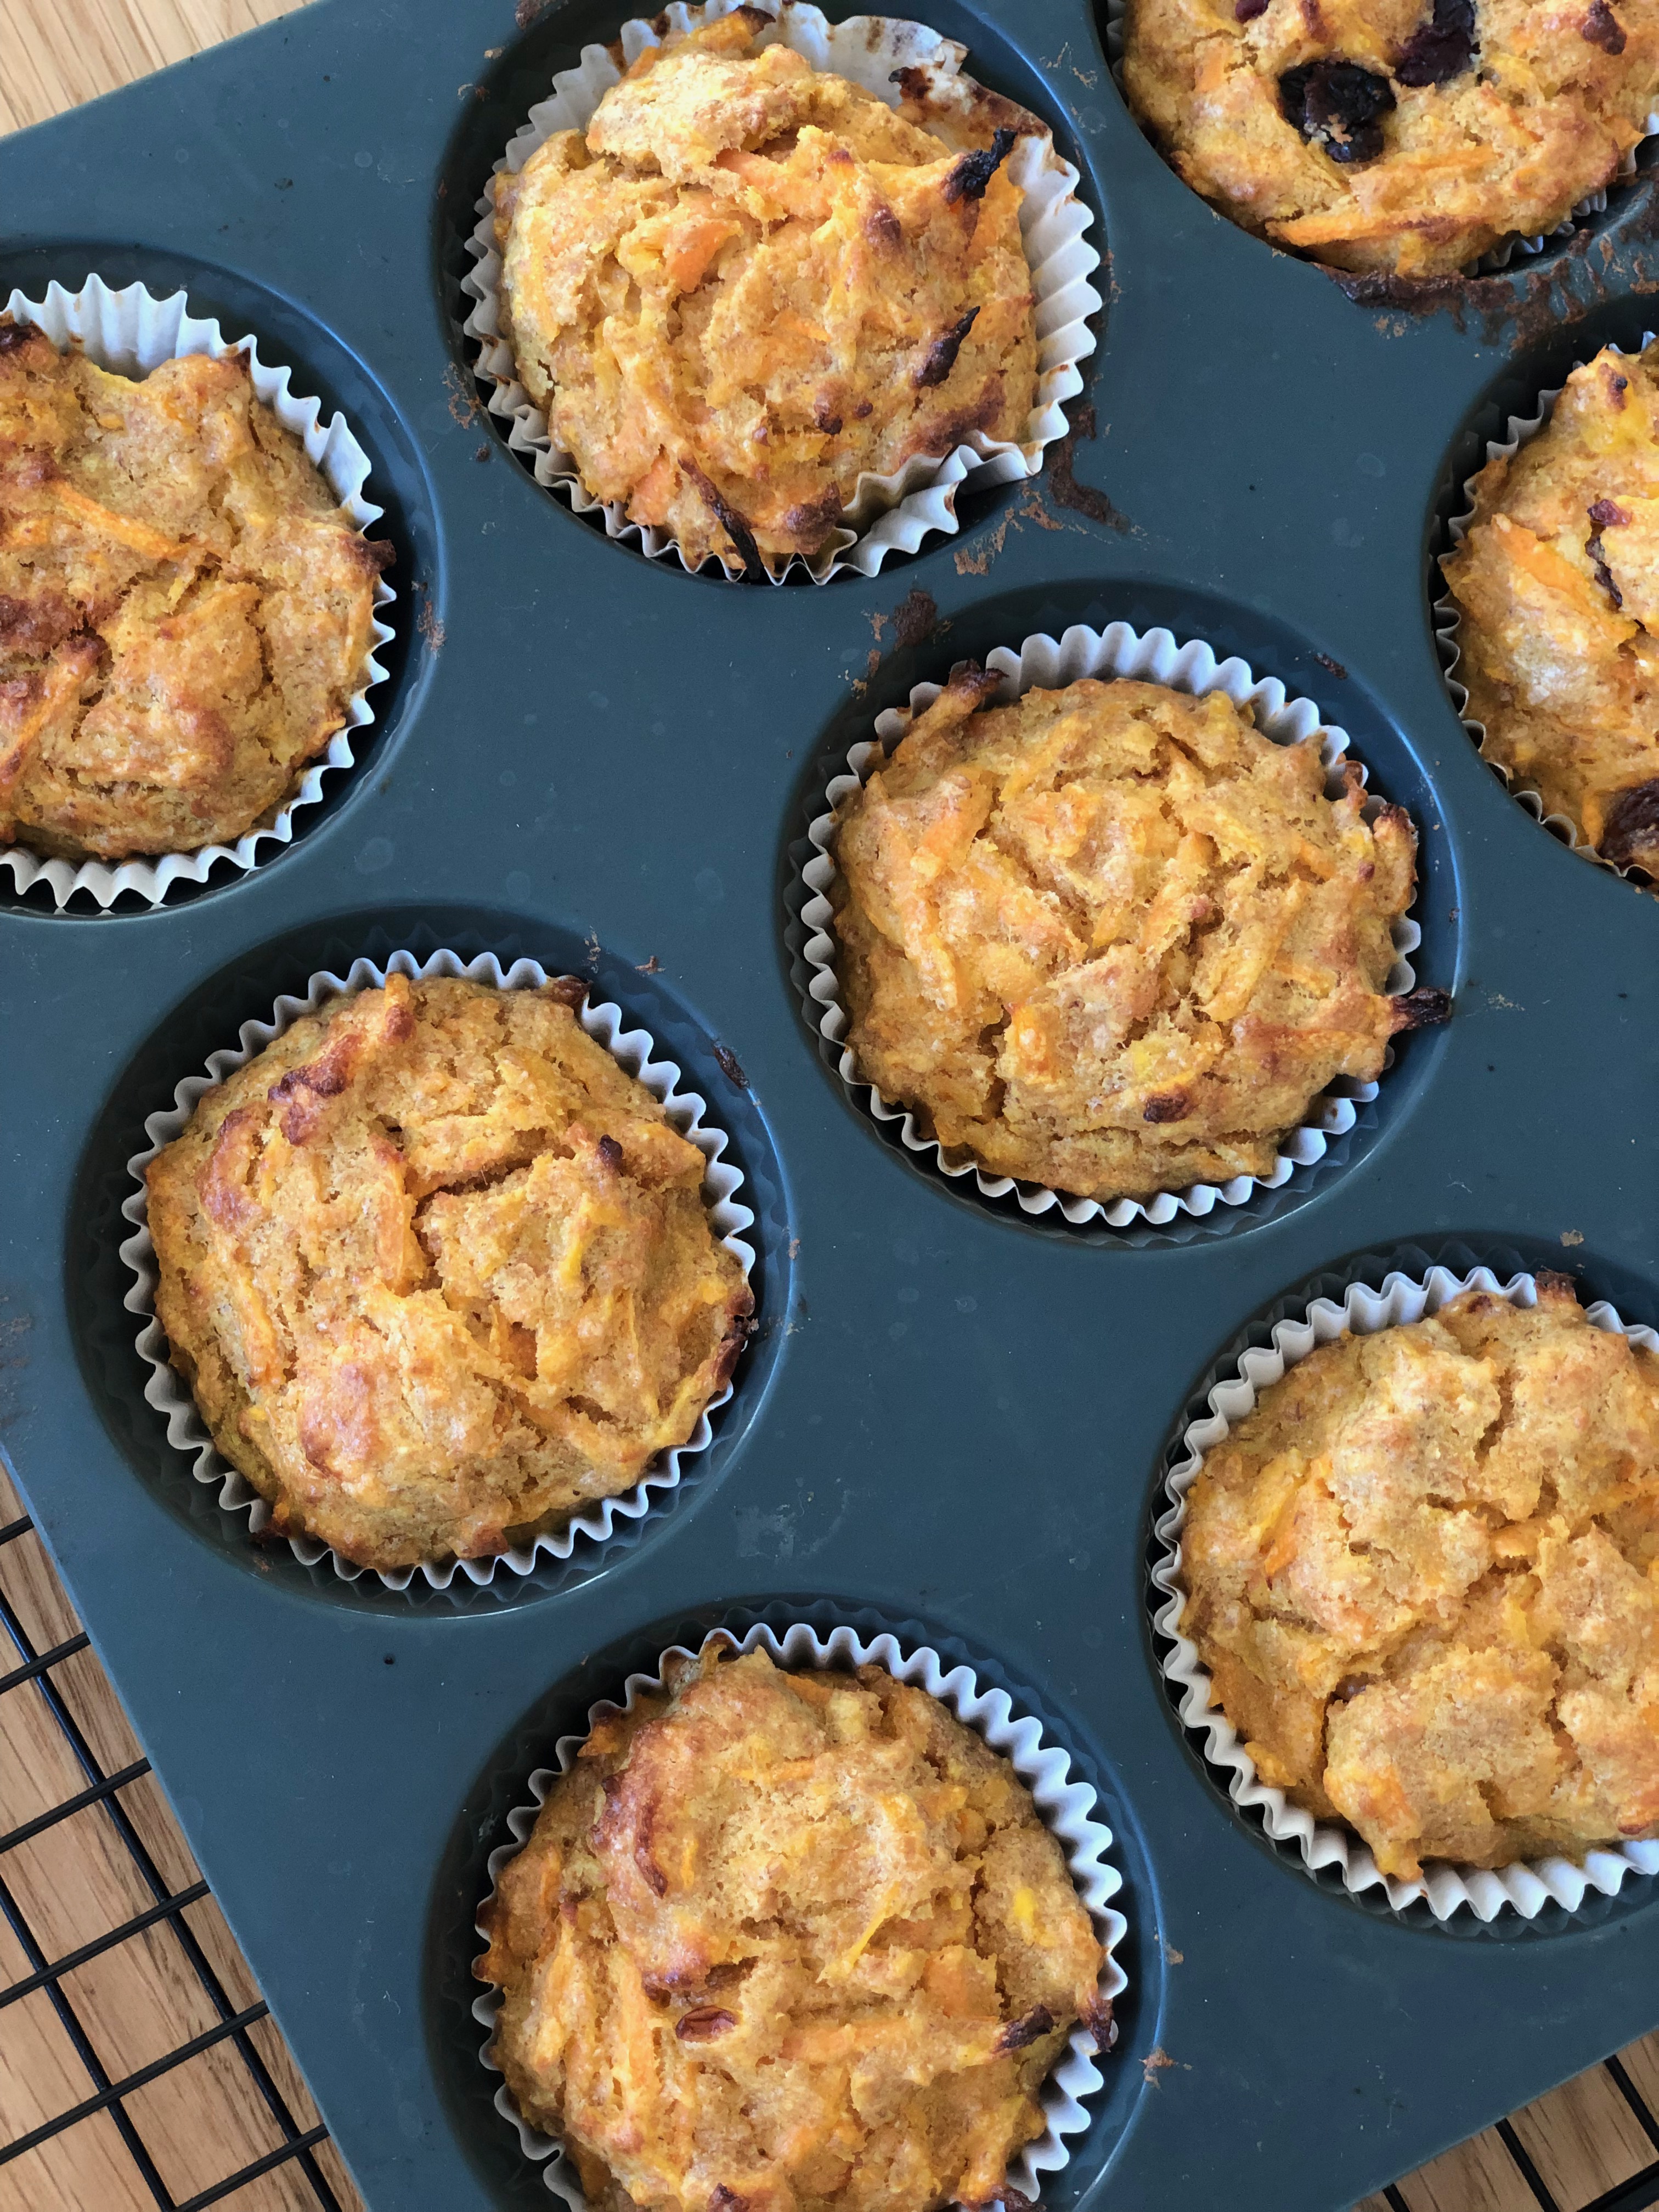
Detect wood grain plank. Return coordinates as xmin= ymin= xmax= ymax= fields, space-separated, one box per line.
xmin=0 ymin=1677 xmax=95 ymax=1838
xmin=0 ymin=0 xmax=308 ymax=133
xmin=0 ymin=1526 xmax=81 ymax=1660
xmin=125 ymin=2046 xmax=302 ymax=2208
xmin=0 ymin=1983 xmax=95 ymax=2144
xmin=0 ymin=2113 xmax=156 ymax=2212
xmin=1616 ymin=2028 xmax=1659 ymax=2123
xmin=7 ymin=1795 xmax=162 ymax=1962
xmin=1506 ymin=2064 xmax=1657 ymax=2205
xmin=1393 ymin=2128 xmax=1540 ymax=2212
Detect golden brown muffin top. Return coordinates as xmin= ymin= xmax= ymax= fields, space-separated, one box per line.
xmin=831 ymin=667 xmax=1437 ymax=1205
xmin=1124 ymin=0 xmax=1658 ymax=276
xmin=491 ymin=10 xmax=1037 ymax=577
xmin=1180 ymin=1278 xmax=1659 ymax=1880
xmin=478 ymin=1646 xmax=1108 ymax=2212
xmin=146 ymin=975 xmax=752 ymax=1571
xmin=0 ymin=326 xmax=388 ymax=862
xmin=1443 ymin=340 xmax=1659 ymax=878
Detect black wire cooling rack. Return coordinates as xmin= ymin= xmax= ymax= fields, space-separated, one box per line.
xmin=0 ymin=1499 xmax=349 ymax=2212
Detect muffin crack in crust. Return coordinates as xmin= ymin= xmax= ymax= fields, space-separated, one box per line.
xmin=0 ymin=326 xmax=390 ymax=861
xmin=831 ymin=667 xmax=1436 ymax=1204
xmin=1123 ymin=0 xmax=1659 ymax=276
xmin=1443 ymin=338 xmax=1659 ymax=879
xmin=145 ymin=975 xmax=753 ymax=1571
xmin=490 ymin=10 xmax=1039 ymax=575
xmin=478 ymin=1647 xmax=1108 ymax=2212
xmin=1180 ymin=1278 xmax=1659 ymax=1880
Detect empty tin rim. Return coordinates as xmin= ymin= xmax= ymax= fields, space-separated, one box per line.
xmin=117 ymin=946 xmax=756 ymax=1593
xmin=0 ymin=273 xmax=397 ymax=912
xmin=471 ymin=1616 xmax=1129 ymax=2206
xmin=1151 ymin=1260 xmax=1659 ymax=1923
xmin=460 ymin=0 xmax=1102 ymax=583
xmin=796 ymin=617 xmax=1426 ymax=1231
xmin=1435 ymin=333 xmax=1659 ymax=890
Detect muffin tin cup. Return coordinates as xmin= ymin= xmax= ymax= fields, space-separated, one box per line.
xmin=798 ymin=618 xmax=1424 ymax=1231
xmin=116 ymin=946 xmax=757 ymax=1594
xmin=1152 ymin=1261 xmax=1659 ymax=1924
xmin=1098 ymin=0 xmax=1658 ymax=278
xmin=470 ymin=1617 xmax=1130 ymax=2207
xmin=1436 ymin=334 xmax=1658 ymax=888
xmin=0 ymin=273 xmax=397 ymax=912
xmin=461 ymin=0 xmax=1102 ymax=584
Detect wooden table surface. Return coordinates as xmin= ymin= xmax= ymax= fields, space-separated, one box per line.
xmin=0 ymin=0 xmax=303 ymax=135
xmin=2 ymin=8 xmax=1658 ymax=2212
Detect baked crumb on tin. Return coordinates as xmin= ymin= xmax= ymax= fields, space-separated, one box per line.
xmin=830 ymin=666 xmax=1437 ymax=1204
xmin=1180 ymin=1277 xmax=1659 ymax=1880
xmin=0 ymin=325 xmax=388 ymax=861
xmin=1443 ymin=338 xmax=1659 ymax=879
xmin=1123 ymin=0 xmax=1659 ymax=278
xmin=491 ymin=9 xmax=1038 ymax=576
xmin=478 ymin=1644 xmax=1108 ymax=2212
xmin=146 ymin=975 xmax=752 ymax=1572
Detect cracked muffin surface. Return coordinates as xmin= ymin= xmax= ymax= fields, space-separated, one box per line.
xmin=1180 ymin=1278 xmax=1659 ymax=1879
xmin=830 ymin=667 xmax=1436 ymax=1204
xmin=491 ymin=8 xmax=1037 ymax=577
xmin=146 ymin=975 xmax=752 ymax=1571
xmin=0 ymin=325 xmax=387 ymax=861
xmin=478 ymin=1644 xmax=1109 ymax=2212
xmin=1443 ymin=338 xmax=1659 ymax=878
xmin=1123 ymin=0 xmax=1659 ymax=276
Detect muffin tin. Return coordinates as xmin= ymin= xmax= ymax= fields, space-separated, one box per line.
xmin=4 ymin=1 xmax=1659 ymax=2208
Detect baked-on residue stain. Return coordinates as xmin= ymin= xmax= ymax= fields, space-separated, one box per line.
xmin=443 ymin=361 xmax=482 ymax=427
xmin=1333 ymin=207 xmax=1659 ymax=350
xmin=1049 ymin=404 xmax=1131 ymax=529
xmin=890 ymin=588 xmax=939 ymax=650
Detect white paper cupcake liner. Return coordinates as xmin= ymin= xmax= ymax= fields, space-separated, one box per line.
xmin=1152 ymin=1261 xmax=1659 ymax=1922
xmin=1100 ymin=1 xmax=1656 ymax=278
xmin=0 ymin=274 xmax=396 ymax=911
xmin=472 ymin=1619 xmax=1128 ymax=2207
xmin=1470 ymin=117 xmax=1658 ymax=270
xmin=1436 ymin=334 xmax=1659 ymax=887
xmin=117 ymin=947 xmax=756 ymax=1593
xmin=799 ymin=619 xmax=1424 ymax=1230
xmin=461 ymin=0 xmax=1102 ymax=583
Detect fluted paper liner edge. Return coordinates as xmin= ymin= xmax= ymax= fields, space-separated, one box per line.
xmin=471 ymin=1620 xmax=1129 ymax=2205
xmin=461 ymin=0 xmax=1103 ymax=583
xmin=0 ymin=274 xmax=395 ymax=910
xmin=1151 ymin=1262 xmax=1659 ymax=1921
xmin=117 ymin=949 xmax=755 ymax=1592
xmin=798 ymin=618 xmax=1423 ymax=1229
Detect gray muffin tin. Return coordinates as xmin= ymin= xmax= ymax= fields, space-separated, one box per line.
xmin=3 ymin=0 xmax=1659 ymax=2206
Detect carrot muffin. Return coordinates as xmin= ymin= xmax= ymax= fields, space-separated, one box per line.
xmin=1122 ymin=0 xmax=1659 ymax=277
xmin=0 ymin=324 xmax=389 ymax=861
xmin=830 ymin=665 xmax=1446 ymax=1205
xmin=1180 ymin=1277 xmax=1659 ymax=1880
xmin=478 ymin=1644 xmax=1109 ymax=2212
xmin=1442 ymin=339 xmax=1659 ymax=877
xmin=491 ymin=9 xmax=1038 ymax=577
xmin=146 ymin=975 xmax=752 ymax=1571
